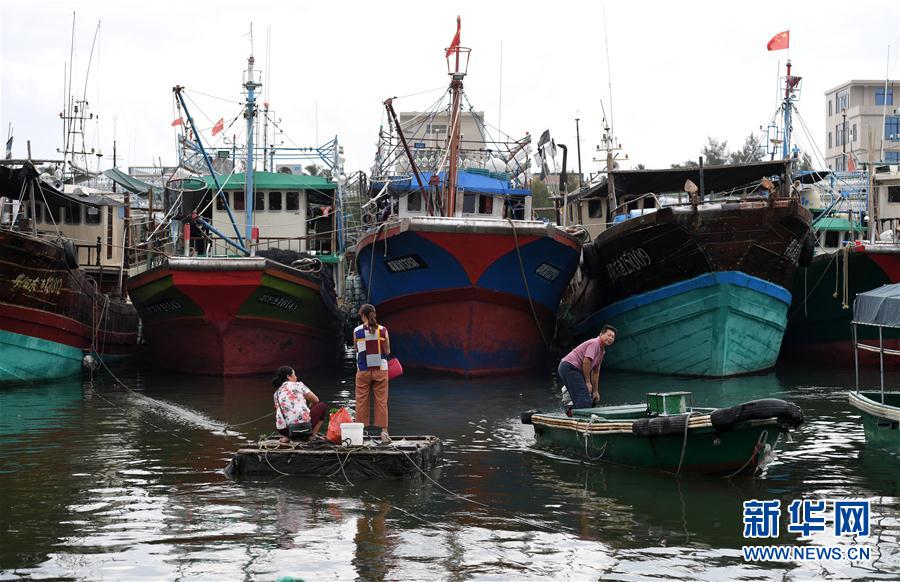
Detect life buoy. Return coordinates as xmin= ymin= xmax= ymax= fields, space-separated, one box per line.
xmin=62 ymin=240 xmax=79 ymax=270
xmin=710 ymin=399 xmax=803 ymax=433
xmin=631 ymin=414 xmax=690 ymax=437
xmin=798 ymin=233 xmax=815 ymax=267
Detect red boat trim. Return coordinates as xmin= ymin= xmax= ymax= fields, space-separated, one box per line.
xmin=1 ymin=302 xmax=91 ymax=349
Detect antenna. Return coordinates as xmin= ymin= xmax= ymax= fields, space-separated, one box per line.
xmin=498 ymin=40 xmax=503 ymax=130
xmin=602 ymin=2 xmax=615 ymax=146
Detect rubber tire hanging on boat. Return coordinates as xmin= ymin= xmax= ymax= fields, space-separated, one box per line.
xmin=62 ymin=240 xmax=79 ymax=270
xmin=580 ymin=242 xmax=604 ymax=279
xmin=709 ymin=399 xmax=804 ymax=433
xmin=631 ymin=414 xmax=690 ymax=438
xmin=520 ymin=410 xmax=536 ymax=425
xmin=798 ymin=233 xmax=816 ymax=267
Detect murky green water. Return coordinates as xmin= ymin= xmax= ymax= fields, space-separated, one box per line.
xmin=1 ymin=360 xmax=899 ymax=580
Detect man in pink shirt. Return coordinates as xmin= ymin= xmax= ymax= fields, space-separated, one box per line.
xmin=558 ymin=324 xmax=617 ymax=409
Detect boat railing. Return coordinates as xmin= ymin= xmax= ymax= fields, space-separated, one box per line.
xmin=197 ymin=233 xmax=333 ymax=257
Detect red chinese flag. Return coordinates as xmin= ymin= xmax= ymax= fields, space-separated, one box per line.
xmin=445 ymin=16 xmax=461 ymax=57
xmin=767 ymin=30 xmax=789 ymax=51
xmin=212 ymin=117 xmax=224 ymax=136
xmin=848 ymin=153 xmax=857 ymax=172
xmin=171 ymin=117 xmax=183 ymax=127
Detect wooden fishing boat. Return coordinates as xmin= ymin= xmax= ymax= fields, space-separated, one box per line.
xmin=224 ymin=435 xmax=443 ymax=479
xmin=522 ymin=393 xmax=803 ymax=476
xmin=848 ymin=391 xmax=900 ymax=450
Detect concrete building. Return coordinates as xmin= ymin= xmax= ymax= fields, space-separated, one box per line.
xmin=824 ymin=80 xmax=900 ymax=170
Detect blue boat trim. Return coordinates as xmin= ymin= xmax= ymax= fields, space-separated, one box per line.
xmin=577 ymin=271 xmax=791 ymax=335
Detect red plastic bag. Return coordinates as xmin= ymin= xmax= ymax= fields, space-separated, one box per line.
xmin=326 ymin=407 xmax=353 ymax=443
xmin=387 ymin=357 xmax=403 ymax=380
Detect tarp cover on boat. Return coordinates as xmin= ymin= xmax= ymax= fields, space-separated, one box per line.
xmin=103 ymin=168 xmax=164 ymax=197
xmin=0 ymin=163 xmax=119 ymax=207
xmin=372 ymin=170 xmax=530 ymax=196
xmin=853 ymin=283 xmax=900 ymax=328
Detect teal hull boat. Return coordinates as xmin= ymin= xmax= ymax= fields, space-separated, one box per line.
xmin=0 ymin=329 xmax=83 ymax=384
xmin=523 ymin=395 xmax=803 ymax=476
xmin=848 ymin=391 xmax=900 ymax=450
xmin=594 ymin=272 xmax=790 ymax=377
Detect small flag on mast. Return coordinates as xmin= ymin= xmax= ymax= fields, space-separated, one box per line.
xmin=171 ymin=117 xmax=184 ymax=127
xmin=767 ymin=30 xmax=790 ymax=51
xmin=445 ymin=16 xmax=461 ymax=57
xmin=212 ymin=118 xmax=224 ymax=136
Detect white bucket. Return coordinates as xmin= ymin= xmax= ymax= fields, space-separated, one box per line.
xmin=340 ymin=422 xmax=365 ymax=446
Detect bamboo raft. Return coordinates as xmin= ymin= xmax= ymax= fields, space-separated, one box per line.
xmin=224 ymin=435 xmax=443 ymax=479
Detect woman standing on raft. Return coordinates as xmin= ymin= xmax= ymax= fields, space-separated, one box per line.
xmin=353 ymin=304 xmax=391 ymax=443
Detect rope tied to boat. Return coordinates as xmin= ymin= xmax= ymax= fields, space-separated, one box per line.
xmin=722 ymin=429 xmax=770 ymax=479
xmin=507 ymin=217 xmax=550 ymax=349
xmin=581 ymin=415 xmax=608 ymax=461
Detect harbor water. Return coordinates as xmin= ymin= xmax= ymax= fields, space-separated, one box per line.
xmin=2 ymin=361 xmax=900 ymax=580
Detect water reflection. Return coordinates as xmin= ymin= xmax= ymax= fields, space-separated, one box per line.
xmin=1 ymin=364 xmax=899 ymax=579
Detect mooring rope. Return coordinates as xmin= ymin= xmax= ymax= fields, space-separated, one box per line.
xmin=507 ymin=218 xmax=549 ymax=348
xmin=722 ymin=429 xmax=770 ymax=479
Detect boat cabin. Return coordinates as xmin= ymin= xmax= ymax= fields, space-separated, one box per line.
xmin=176 ymin=171 xmax=337 ymax=256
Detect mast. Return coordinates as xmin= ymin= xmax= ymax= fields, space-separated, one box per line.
xmin=243 ymin=54 xmax=262 ymax=244
xmin=444 ymin=17 xmax=469 ymax=218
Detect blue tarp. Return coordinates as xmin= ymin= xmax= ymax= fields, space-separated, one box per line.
xmin=374 ymin=170 xmax=530 ymax=196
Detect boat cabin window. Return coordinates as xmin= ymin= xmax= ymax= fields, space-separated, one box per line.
xmin=33 ymin=203 xmax=44 ymax=223
xmin=824 ymin=230 xmax=841 ymax=248
xmin=46 ymin=205 xmax=61 ymax=225
xmin=64 ymin=205 xmax=81 ymax=225
xmin=286 ymin=191 xmax=300 ymax=211
xmin=215 ymin=191 xmax=228 ymax=211
xmin=479 ymin=194 xmax=493 ymax=214
xmin=85 ymin=206 xmax=101 ymax=225
xmin=269 ymin=191 xmax=282 ymax=211
xmin=588 ymin=200 xmax=604 ymax=219
xmin=462 ymin=192 xmax=495 ymax=216
xmin=407 ymin=192 xmax=423 ymax=212
xmin=254 ymin=192 xmax=265 ymax=211
xmin=888 ymin=186 xmax=900 ymax=203
xmin=232 ymin=191 xmax=245 ymax=211
xmin=462 ymin=192 xmax=477 ymax=214
xmin=504 ymin=197 xmax=525 ymax=220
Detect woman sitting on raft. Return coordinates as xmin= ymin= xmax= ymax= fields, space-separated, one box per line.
xmin=272 ymin=366 xmax=328 ymax=443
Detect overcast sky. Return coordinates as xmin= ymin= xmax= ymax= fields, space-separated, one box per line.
xmin=2 ymin=0 xmax=899 ymax=179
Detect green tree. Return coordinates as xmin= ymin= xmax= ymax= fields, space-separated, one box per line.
xmin=728 ymin=134 xmax=765 ymax=164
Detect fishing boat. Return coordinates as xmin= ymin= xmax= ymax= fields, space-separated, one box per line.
xmin=354 ymin=19 xmax=581 ymax=376
xmin=568 ymin=61 xmax=814 ymax=378
xmin=0 ymin=163 xmax=139 ymax=383
xmin=848 ymin=282 xmax=900 ymax=449
xmin=224 ymin=435 xmax=443 ymax=479
xmin=126 ymin=54 xmax=346 ymax=376
xmin=522 ymin=392 xmax=803 ymax=476
xmin=782 ymin=168 xmax=900 ymax=368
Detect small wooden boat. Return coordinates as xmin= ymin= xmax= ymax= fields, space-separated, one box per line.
xmin=224 ymin=435 xmax=443 ymax=480
xmin=848 ymin=391 xmax=900 ymax=449
xmin=522 ymin=393 xmax=803 ymax=476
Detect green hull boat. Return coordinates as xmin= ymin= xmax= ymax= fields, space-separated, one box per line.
xmin=523 ymin=394 xmax=803 ymax=476
xmin=848 ymin=391 xmax=900 ymax=450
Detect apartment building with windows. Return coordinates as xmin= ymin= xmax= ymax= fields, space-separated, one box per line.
xmin=824 ymin=80 xmax=899 ymax=170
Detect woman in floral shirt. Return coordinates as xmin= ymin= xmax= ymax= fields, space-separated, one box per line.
xmin=272 ymin=366 xmax=328 ymax=443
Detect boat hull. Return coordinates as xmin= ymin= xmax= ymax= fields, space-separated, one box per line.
xmin=355 ymin=217 xmax=581 ymax=376
xmin=849 ymin=391 xmax=900 ymax=450
xmin=127 ymin=257 xmax=339 ymax=376
xmin=578 ymin=271 xmax=790 ymax=376
xmin=574 ymin=199 xmax=811 ymax=377
xmin=782 ymin=246 xmax=900 ymax=368
xmin=0 ymin=230 xmax=139 ymax=384
xmin=530 ymin=412 xmax=782 ymax=475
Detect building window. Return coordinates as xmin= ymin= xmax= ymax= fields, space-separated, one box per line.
xmin=852 ymin=124 xmax=857 ymax=143
xmin=286 ymin=191 xmax=299 ymax=211
xmin=269 ymin=191 xmax=282 ymax=211
xmin=254 ymin=191 xmax=265 ymax=211
xmin=886 ymin=151 xmax=900 ymax=163
xmin=828 ymin=132 xmax=832 ymax=149
xmin=835 ymin=124 xmax=846 ymax=147
xmin=886 ymin=117 xmax=900 ymax=141
xmin=828 ymin=100 xmax=832 ymax=117
xmin=233 ymin=191 xmax=245 ymax=211
xmin=888 ymin=186 xmax=900 ymax=203
xmin=876 ymin=89 xmax=894 ymax=106
xmin=64 ymin=205 xmax=81 ymax=224
xmin=215 ymin=191 xmax=228 ymax=210
xmin=588 ymin=199 xmax=604 ymax=218
xmin=85 ymin=206 xmax=101 ymax=224
xmin=837 ymin=89 xmax=849 ymax=111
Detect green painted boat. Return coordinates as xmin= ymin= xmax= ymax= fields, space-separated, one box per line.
xmin=523 ymin=393 xmax=804 ymax=476
xmin=0 ymin=329 xmax=83 ymax=384
xmin=848 ymin=391 xmax=900 ymax=450
xmin=595 ymin=272 xmax=790 ymax=377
